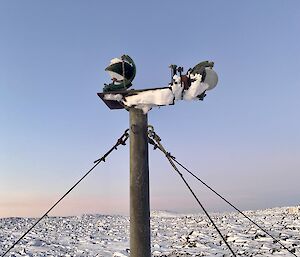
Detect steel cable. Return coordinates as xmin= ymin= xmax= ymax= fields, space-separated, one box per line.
xmin=148 ymin=126 xmax=297 ymax=257
xmin=170 ymin=156 xmax=297 ymax=256
xmin=148 ymin=128 xmax=237 ymax=256
xmin=1 ymin=129 xmax=129 ymax=257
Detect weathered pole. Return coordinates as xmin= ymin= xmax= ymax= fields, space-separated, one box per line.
xmin=129 ymin=108 xmax=151 ymax=257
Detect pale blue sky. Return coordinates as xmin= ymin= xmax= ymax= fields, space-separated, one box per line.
xmin=1 ymin=1 xmax=300 ymax=217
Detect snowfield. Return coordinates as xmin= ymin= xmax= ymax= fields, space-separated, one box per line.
xmin=1 ymin=206 xmax=300 ymax=257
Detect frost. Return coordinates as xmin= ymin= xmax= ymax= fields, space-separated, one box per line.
xmin=183 ymin=73 xmax=208 ymax=100
xmin=104 ymin=94 xmax=123 ymax=101
xmin=134 ymin=104 xmax=155 ymax=114
xmin=171 ymin=75 xmax=184 ymax=100
xmin=123 ymin=88 xmax=174 ymax=107
xmin=110 ymin=58 xmax=122 ymax=65
xmin=114 ymin=72 xmax=208 ymax=114
xmin=103 ymin=73 xmax=209 ymax=114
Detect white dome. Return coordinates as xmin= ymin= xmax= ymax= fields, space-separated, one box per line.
xmin=204 ymin=68 xmax=218 ymax=90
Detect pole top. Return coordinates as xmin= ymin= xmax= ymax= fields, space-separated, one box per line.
xmin=98 ymin=56 xmax=218 ymax=114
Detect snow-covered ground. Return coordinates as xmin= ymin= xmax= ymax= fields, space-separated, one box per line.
xmin=1 ymin=206 xmax=300 ymax=257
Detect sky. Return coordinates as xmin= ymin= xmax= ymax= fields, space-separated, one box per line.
xmin=1 ymin=0 xmax=300 ymax=218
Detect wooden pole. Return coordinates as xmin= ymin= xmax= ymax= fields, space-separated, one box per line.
xmin=129 ymin=108 xmax=151 ymax=257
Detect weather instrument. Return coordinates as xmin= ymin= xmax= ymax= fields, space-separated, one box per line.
xmin=98 ymin=54 xmax=218 ymax=113
xmin=103 ymin=55 xmax=136 ymax=92
xmin=97 ymin=54 xmax=219 ymax=257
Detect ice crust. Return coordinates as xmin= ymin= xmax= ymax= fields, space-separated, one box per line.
xmin=103 ymin=74 xmax=209 ymax=114
xmin=1 ymin=206 xmax=300 ymax=257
